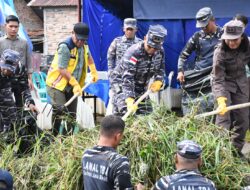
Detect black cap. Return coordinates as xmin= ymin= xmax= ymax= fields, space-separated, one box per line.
xmin=73 ymin=22 xmax=89 ymax=40
xmin=177 ymin=140 xmax=202 ymax=159
xmin=0 ymin=169 xmax=13 ymax=190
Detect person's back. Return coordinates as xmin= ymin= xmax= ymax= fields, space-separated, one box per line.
xmin=153 ymin=140 xmax=216 ymax=190
xmin=82 ymin=145 xmax=130 ymax=190
xmin=155 ymin=169 xmax=215 ymax=190
xmin=82 ymin=115 xmax=140 ymax=190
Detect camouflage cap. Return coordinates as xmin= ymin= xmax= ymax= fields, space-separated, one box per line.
xmin=124 ymin=18 xmax=137 ymax=29
xmin=0 ymin=49 xmax=21 ymax=74
xmin=177 ymin=140 xmax=202 ymax=159
xmin=146 ymin=24 xmax=167 ymax=49
xmin=196 ymin=7 xmax=213 ymax=28
xmin=221 ymin=20 xmax=245 ymax=40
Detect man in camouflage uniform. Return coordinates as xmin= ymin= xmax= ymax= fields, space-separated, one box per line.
xmin=152 ymin=140 xmax=216 ymax=190
xmin=0 ymin=15 xmax=38 ymax=114
xmin=82 ymin=115 xmax=144 ymax=190
xmin=110 ymin=25 xmax=167 ymax=116
xmin=177 ymin=7 xmax=223 ymax=115
xmin=0 ymin=49 xmax=38 ymax=131
xmin=0 ymin=49 xmax=20 ymax=132
xmin=106 ymin=18 xmax=142 ymax=115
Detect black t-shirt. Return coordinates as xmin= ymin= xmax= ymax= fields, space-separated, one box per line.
xmin=82 ymin=145 xmax=133 ymax=190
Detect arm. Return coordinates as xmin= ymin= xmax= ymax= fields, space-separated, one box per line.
xmin=150 ymin=51 xmax=165 ymax=92
xmin=58 ymin=44 xmax=82 ymax=95
xmin=107 ymin=39 xmax=117 ymax=78
xmin=87 ymin=52 xmax=98 ymax=82
xmin=26 ymin=42 xmax=34 ymax=90
xmin=151 ymin=176 xmax=170 ymax=190
xmin=113 ymin=158 xmax=134 ymax=190
xmin=154 ymin=50 xmax=165 ymax=82
xmin=211 ymin=48 xmax=226 ymax=98
xmin=19 ymin=76 xmax=39 ymax=113
xmin=57 ymin=44 xmax=71 ymax=80
xmin=177 ymin=33 xmax=197 ymax=82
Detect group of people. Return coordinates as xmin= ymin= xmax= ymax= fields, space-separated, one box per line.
xmin=105 ymin=7 xmax=250 ymax=160
xmin=81 ymin=6 xmax=250 ymax=190
xmin=82 ymin=115 xmax=216 ymax=190
xmin=107 ymin=19 xmax=167 ymax=116
xmin=1 ymin=5 xmax=250 ymax=190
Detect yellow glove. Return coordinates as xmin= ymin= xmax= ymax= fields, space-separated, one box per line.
xmin=125 ymin=97 xmax=138 ymax=113
xmin=217 ymin=97 xmax=228 ymax=115
xmin=150 ymin=80 xmax=163 ymax=92
xmin=69 ymin=77 xmax=82 ymax=96
xmin=89 ymin=63 xmax=98 ymax=83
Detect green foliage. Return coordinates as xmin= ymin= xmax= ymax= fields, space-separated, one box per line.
xmin=246 ymin=130 xmax=250 ymax=142
xmin=0 ymin=107 xmax=249 ymax=190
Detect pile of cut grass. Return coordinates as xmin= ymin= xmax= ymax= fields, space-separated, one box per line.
xmin=0 ymin=106 xmax=249 ymax=190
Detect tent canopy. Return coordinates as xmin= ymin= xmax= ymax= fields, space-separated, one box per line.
xmin=83 ymin=0 xmax=250 ymax=87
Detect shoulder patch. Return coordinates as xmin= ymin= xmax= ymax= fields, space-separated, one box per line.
xmin=129 ymin=56 xmax=137 ymax=65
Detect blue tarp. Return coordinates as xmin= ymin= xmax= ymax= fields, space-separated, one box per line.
xmin=0 ymin=0 xmax=33 ymax=51
xmin=134 ymin=0 xmax=250 ymax=19
xmin=83 ymin=0 xmax=250 ymax=87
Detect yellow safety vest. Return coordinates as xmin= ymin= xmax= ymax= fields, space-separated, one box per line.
xmin=46 ymin=44 xmax=89 ymax=91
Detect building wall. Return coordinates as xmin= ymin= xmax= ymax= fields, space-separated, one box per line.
xmin=44 ymin=7 xmax=77 ymax=55
xmin=14 ymin=0 xmax=43 ymax=32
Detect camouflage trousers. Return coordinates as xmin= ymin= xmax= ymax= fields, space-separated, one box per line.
xmin=112 ymin=90 xmax=152 ymax=117
xmin=0 ymin=87 xmax=17 ymax=130
xmin=181 ymin=91 xmax=214 ymax=116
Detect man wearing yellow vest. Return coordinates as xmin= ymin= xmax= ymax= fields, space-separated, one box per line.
xmin=46 ymin=22 xmax=98 ymax=136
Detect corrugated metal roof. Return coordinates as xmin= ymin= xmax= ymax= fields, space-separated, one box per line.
xmin=28 ymin=0 xmax=78 ymax=7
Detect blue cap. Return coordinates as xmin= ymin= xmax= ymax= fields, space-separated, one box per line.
xmin=0 ymin=49 xmax=21 ymax=74
xmin=146 ymin=25 xmax=167 ymax=49
xmin=177 ymin=140 xmax=202 ymax=159
xmin=0 ymin=169 xmax=13 ymax=190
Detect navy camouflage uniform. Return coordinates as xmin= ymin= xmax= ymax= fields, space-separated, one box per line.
xmin=110 ymin=25 xmax=167 ymax=116
xmin=178 ymin=7 xmax=223 ymax=115
xmin=106 ymin=18 xmax=142 ymax=115
xmin=0 ymin=35 xmax=33 ymax=108
xmin=0 ymin=49 xmax=35 ymax=133
xmin=153 ymin=140 xmax=216 ymax=190
xmin=82 ymin=146 xmax=133 ymax=190
xmin=110 ymin=36 xmax=166 ymax=115
xmin=154 ymin=169 xmax=216 ymax=190
xmin=0 ymin=49 xmax=20 ymax=131
xmin=107 ymin=35 xmax=142 ymax=77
